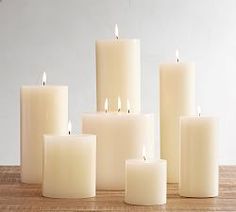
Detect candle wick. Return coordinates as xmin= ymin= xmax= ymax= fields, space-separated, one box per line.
xmin=143 ymin=156 xmax=146 ymax=161
xmin=69 ymin=131 xmax=71 ymax=135
xmin=128 ymin=109 xmax=130 ymax=113
xmin=118 ymin=108 xmax=121 ymax=112
xmin=42 ymin=81 xmax=46 ymax=86
xmin=177 ymin=58 xmax=179 ymax=63
xmin=105 ymin=109 xmax=108 ymax=113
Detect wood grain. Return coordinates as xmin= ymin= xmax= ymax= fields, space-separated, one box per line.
xmin=0 ymin=166 xmax=235 ymax=211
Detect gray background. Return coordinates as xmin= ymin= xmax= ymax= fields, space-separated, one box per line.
xmin=0 ymin=0 xmax=235 ymax=165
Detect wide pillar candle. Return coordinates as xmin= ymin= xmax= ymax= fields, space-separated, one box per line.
xmin=125 ymin=159 xmax=167 ymax=205
xmin=21 ymin=86 xmax=68 ymax=183
xmin=42 ymin=135 xmax=96 ymax=198
xmin=96 ymin=39 xmax=141 ymax=112
xmin=81 ymin=113 xmax=154 ymax=190
xmin=159 ymin=62 xmax=195 ymax=183
xmin=179 ymin=116 xmax=218 ymax=197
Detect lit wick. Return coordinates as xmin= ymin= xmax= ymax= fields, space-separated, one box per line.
xmin=176 ymin=49 xmax=180 ymax=63
xmin=68 ymin=120 xmax=72 ymax=135
xmin=142 ymin=146 xmax=147 ymax=161
xmin=42 ymin=72 xmax=46 ymax=86
xmin=104 ymin=98 xmax=108 ymax=113
xmin=118 ymin=96 xmax=121 ymax=112
xmin=115 ymin=24 xmax=119 ymax=40
xmin=197 ymin=106 xmax=201 ymax=117
xmin=127 ymin=99 xmax=130 ymax=114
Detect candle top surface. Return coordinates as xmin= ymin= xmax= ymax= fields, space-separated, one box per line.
xmin=159 ymin=61 xmax=195 ymax=67
xmin=82 ymin=112 xmax=154 ymax=117
xmin=96 ymin=38 xmax=140 ymax=43
xmin=126 ymin=159 xmax=167 ymax=165
xmin=21 ymin=85 xmax=68 ymax=89
xmin=180 ymin=115 xmax=218 ymax=120
xmin=44 ymin=134 xmax=96 ymax=139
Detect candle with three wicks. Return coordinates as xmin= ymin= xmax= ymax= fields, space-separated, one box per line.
xmin=20 ymin=72 xmax=68 ymax=183
xmin=125 ymin=147 xmax=167 ymax=205
xmin=81 ymin=98 xmax=155 ymax=190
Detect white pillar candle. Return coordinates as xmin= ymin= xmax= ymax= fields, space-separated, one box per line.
xmin=125 ymin=157 xmax=167 ymax=205
xmin=81 ymin=112 xmax=154 ymax=190
xmin=96 ymin=25 xmax=140 ymax=112
xmin=179 ymin=114 xmax=218 ymax=197
xmin=42 ymin=134 xmax=96 ymax=198
xmin=159 ymin=52 xmax=195 ymax=183
xmin=21 ymin=73 xmax=68 ymax=183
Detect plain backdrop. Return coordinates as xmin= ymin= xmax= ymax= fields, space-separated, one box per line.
xmin=0 ymin=0 xmax=235 ymax=165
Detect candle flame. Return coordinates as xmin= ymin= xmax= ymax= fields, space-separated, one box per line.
xmin=127 ymin=99 xmax=130 ymax=113
xmin=114 ymin=24 xmax=119 ymax=39
xmin=42 ymin=72 xmax=47 ymax=86
xmin=176 ymin=49 xmax=180 ymax=63
xmin=142 ymin=146 xmax=147 ymax=161
xmin=118 ymin=96 xmax=121 ymax=112
xmin=104 ymin=98 xmax=108 ymax=113
xmin=197 ymin=106 xmax=201 ymax=117
xmin=68 ymin=120 xmax=72 ymax=135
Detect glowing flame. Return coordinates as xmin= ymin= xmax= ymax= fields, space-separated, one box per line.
xmin=197 ymin=106 xmax=201 ymax=117
xmin=176 ymin=49 xmax=180 ymax=63
xmin=127 ymin=99 xmax=130 ymax=113
xmin=118 ymin=96 xmax=121 ymax=112
xmin=142 ymin=146 xmax=146 ymax=161
xmin=42 ymin=72 xmax=46 ymax=86
xmin=68 ymin=120 xmax=72 ymax=135
xmin=104 ymin=98 xmax=108 ymax=113
xmin=114 ymin=24 xmax=119 ymax=39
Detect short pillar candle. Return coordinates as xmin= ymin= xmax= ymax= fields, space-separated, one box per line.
xmin=125 ymin=157 xmax=167 ymax=205
xmin=42 ymin=134 xmax=96 ymax=198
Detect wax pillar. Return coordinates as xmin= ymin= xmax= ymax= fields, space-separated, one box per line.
xmin=96 ymin=39 xmax=141 ymax=112
xmin=179 ymin=116 xmax=218 ymax=197
xmin=21 ymin=86 xmax=68 ymax=183
xmin=125 ymin=159 xmax=167 ymax=205
xmin=42 ymin=135 xmax=96 ymax=198
xmin=159 ymin=62 xmax=195 ymax=183
xmin=81 ymin=113 xmax=154 ymax=190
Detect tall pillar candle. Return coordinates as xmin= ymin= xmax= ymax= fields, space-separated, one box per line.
xmin=179 ymin=116 xmax=218 ymax=197
xmin=21 ymin=78 xmax=68 ymax=183
xmin=160 ymin=59 xmax=195 ymax=183
xmin=96 ymin=26 xmax=140 ymax=112
xmin=81 ymin=112 xmax=154 ymax=190
xmin=43 ymin=134 xmax=96 ymax=198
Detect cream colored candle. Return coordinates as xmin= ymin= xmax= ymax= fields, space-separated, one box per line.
xmin=42 ymin=134 xmax=96 ymax=198
xmin=125 ymin=157 xmax=167 ymax=205
xmin=159 ymin=53 xmax=195 ymax=183
xmin=179 ymin=114 xmax=218 ymax=197
xmin=21 ymin=74 xmax=68 ymax=183
xmin=81 ymin=111 xmax=154 ymax=190
xmin=96 ymin=25 xmax=140 ymax=112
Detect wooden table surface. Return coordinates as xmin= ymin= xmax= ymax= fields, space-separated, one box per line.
xmin=0 ymin=166 xmax=235 ymax=211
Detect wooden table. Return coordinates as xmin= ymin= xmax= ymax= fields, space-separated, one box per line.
xmin=0 ymin=166 xmax=235 ymax=211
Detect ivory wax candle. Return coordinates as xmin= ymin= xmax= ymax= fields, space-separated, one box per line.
xmin=179 ymin=114 xmax=218 ymax=197
xmin=159 ymin=52 xmax=195 ymax=183
xmin=21 ymin=73 xmax=68 ymax=183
